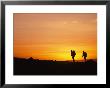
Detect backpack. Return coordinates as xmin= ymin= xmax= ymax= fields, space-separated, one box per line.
xmin=85 ymin=52 xmax=87 ymax=57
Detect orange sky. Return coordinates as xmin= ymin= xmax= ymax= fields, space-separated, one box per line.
xmin=14 ymin=13 xmax=97 ymax=61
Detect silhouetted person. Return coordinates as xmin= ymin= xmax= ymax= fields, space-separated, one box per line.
xmin=71 ymin=50 xmax=76 ymax=62
xmin=82 ymin=51 xmax=87 ymax=62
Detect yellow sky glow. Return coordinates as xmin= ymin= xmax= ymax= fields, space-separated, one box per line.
xmin=14 ymin=13 xmax=97 ymax=61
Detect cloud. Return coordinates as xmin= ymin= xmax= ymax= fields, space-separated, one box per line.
xmin=71 ymin=21 xmax=78 ymax=24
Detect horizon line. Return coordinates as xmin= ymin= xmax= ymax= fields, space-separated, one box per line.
xmin=14 ymin=56 xmax=97 ymax=61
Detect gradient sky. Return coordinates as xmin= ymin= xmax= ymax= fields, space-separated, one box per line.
xmin=14 ymin=13 xmax=97 ymax=61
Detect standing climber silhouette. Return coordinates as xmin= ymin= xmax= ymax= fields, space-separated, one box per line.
xmin=71 ymin=50 xmax=76 ymax=62
xmin=82 ymin=51 xmax=87 ymax=62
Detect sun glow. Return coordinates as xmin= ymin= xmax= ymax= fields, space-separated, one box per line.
xmin=14 ymin=13 xmax=97 ymax=61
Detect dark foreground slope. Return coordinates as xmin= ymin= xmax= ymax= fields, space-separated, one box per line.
xmin=14 ymin=58 xmax=97 ymax=75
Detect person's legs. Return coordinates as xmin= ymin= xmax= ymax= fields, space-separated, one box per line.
xmin=72 ymin=56 xmax=75 ymax=62
xmin=84 ymin=57 xmax=86 ymax=62
xmin=85 ymin=57 xmax=86 ymax=62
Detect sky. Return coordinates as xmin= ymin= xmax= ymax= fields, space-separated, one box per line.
xmin=14 ymin=13 xmax=97 ymax=61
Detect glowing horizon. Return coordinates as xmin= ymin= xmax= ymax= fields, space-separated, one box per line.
xmin=14 ymin=13 xmax=97 ymax=61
